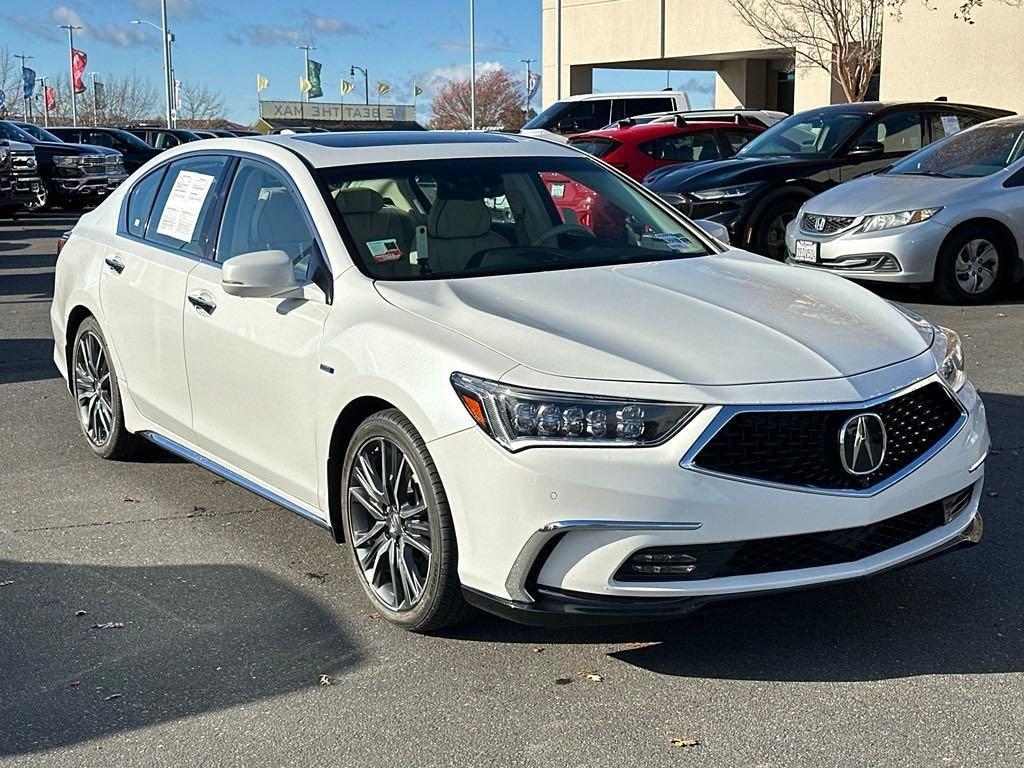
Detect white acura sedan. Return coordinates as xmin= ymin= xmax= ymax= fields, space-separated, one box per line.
xmin=51 ymin=132 xmax=988 ymax=631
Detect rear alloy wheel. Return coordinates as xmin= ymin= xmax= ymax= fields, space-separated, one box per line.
xmin=71 ymin=318 xmax=138 ymax=460
xmin=341 ymin=410 xmax=473 ymax=632
xmin=935 ymin=226 xmax=1005 ymax=304
xmin=754 ymin=200 xmax=800 ymax=261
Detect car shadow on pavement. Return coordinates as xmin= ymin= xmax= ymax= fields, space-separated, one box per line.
xmin=451 ymin=391 xmax=1024 ymax=683
xmin=0 ymin=338 xmax=60 ymax=384
xmin=0 ymin=560 xmax=358 ymax=757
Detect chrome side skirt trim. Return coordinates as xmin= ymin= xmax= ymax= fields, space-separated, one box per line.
xmin=679 ymin=374 xmax=968 ymax=498
xmin=141 ymin=431 xmax=332 ymax=532
xmin=505 ymin=519 xmax=703 ymax=604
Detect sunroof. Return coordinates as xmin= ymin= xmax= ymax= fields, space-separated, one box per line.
xmin=291 ymin=131 xmax=518 ymax=148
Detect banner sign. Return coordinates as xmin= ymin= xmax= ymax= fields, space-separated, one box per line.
xmin=306 ymin=59 xmax=323 ymax=99
xmin=22 ymin=68 xmax=36 ymax=99
xmin=94 ymin=80 xmax=105 ymax=109
xmin=72 ymin=49 xmax=88 ymax=94
xmin=45 ymin=86 xmax=57 ymax=111
xmin=260 ymin=100 xmax=416 ymax=123
xmin=527 ymin=71 xmax=541 ymax=100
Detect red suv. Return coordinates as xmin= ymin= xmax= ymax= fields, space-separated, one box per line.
xmin=568 ymin=119 xmax=764 ymax=183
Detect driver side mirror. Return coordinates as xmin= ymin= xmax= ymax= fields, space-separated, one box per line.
xmin=694 ymin=219 xmax=730 ymax=245
xmin=221 ymin=249 xmax=299 ymax=298
xmin=848 ymin=140 xmax=885 ymax=160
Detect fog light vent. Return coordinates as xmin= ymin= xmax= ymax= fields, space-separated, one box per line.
xmin=622 ymin=551 xmax=697 ymax=577
xmin=941 ymin=485 xmax=974 ymax=524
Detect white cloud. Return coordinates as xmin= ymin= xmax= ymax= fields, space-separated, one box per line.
xmin=229 ymin=12 xmax=360 ymax=47
xmin=50 ymin=5 xmax=148 ymax=48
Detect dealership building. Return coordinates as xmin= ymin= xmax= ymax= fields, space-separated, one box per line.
xmin=541 ymin=0 xmax=1024 ymax=114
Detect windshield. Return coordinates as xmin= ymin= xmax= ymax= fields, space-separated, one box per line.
xmin=737 ymin=110 xmax=864 ymax=158
xmin=522 ymin=102 xmax=570 ymax=130
xmin=16 ymin=123 xmax=62 ymax=142
xmin=888 ymin=120 xmax=1024 ymax=178
xmin=567 ymin=136 xmax=620 ymax=158
xmin=110 ymin=129 xmax=156 ymax=149
xmin=317 ymin=156 xmax=710 ymax=280
xmin=0 ymin=121 xmax=37 ymax=143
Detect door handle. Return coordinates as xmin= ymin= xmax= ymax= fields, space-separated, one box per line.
xmin=104 ymin=256 xmax=125 ymax=274
xmin=187 ymin=292 xmax=217 ymax=315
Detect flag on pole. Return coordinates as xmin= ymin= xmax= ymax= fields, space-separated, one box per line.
xmin=527 ymin=71 xmax=541 ymax=101
xmin=174 ymin=79 xmax=181 ymax=110
xmin=22 ymin=68 xmax=36 ymax=99
xmin=340 ymin=79 xmax=354 ymax=96
xmin=306 ymin=59 xmax=323 ymax=99
xmin=377 ymin=81 xmax=392 ymax=96
xmin=299 ymin=77 xmax=311 ymax=94
xmin=94 ymin=80 xmax=105 ymax=109
xmin=0 ymin=87 xmax=7 ymax=110
xmin=72 ymin=49 xmax=88 ymax=94
xmin=414 ymin=85 xmax=423 ymax=98
xmin=45 ymin=86 xmax=57 ymax=112
xmin=256 ymin=74 xmax=269 ymax=93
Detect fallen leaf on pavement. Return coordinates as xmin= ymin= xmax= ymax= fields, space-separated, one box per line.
xmin=91 ymin=622 xmax=125 ymax=630
xmin=531 ymin=647 xmax=545 ymax=653
xmin=75 ymin=610 xmax=87 ymax=616
xmin=368 ymin=612 xmax=381 ymax=621
xmin=987 ymin=491 xmax=999 ymax=497
xmin=69 ymin=680 xmax=80 ymax=688
xmin=0 ymin=581 xmax=13 ymax=587
xmin=305 ymin=572 xmax=328 ymax=582
xmin=554 ymin=677 xmax=573 ymax=685
xmin=319 ymin=674 xmax=332 ymax=686
xmin=582 ymin=672 xmax=604 ymax=682
xmin=670 ymin=738 xmax=700 ymax=748
xmin=121 ymin=495 xmax=138 ymax=503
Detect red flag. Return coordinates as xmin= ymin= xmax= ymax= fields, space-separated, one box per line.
xmin=45 ymin=85 xmax=57 ymax=111
xmin=72 ymin=48 xmax=87 ymax=95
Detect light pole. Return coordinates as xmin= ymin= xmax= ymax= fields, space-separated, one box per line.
xmin=350 ymin=65 xmax=369 ymax=106
xmin=469 ymin=0 xmax=476 ymax=129
xmin=520 ymin=58 xmax=536 ymax=117
xmin=131 ymin=7 xmax=173 ymax=128
xmin=298 ymin=45 xmax=315 ymax=103
xmin=58 ymin=24 xmax=83 ymax=126
xmin=13 ymin=52 xmax=35 ymax=121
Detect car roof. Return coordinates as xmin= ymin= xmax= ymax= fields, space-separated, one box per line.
xmin=556 ymin=91 xmax=688 ymax=103
xmin=253 ymin=130 xmax=578 ymax=167
xmin=795 ymin=101 xmax=1009 ymax=116
xmin=573 ymin=121 xmax=752 ymax=142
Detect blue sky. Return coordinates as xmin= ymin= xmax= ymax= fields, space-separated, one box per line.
xmin=3 ymin=0 xmax=715 ymax=123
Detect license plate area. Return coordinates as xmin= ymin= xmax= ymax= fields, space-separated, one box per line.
xmin=794 ymin=240 xmax=819 ymax=264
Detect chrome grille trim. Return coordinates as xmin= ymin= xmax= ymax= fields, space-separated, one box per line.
xmin=801 ymin=212 xmax=861 ymax=235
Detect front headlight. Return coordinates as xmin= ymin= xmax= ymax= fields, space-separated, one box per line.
xmin=53 ymin=155 xmax=82 ymax=169
xmin=0 ymin=147 xmax=9 ymax=163
xmin=451 ymin=373 xmax=701 ymax=450
xmin=861 ymin=207 xmax=942 ymax=233
xmin=688 ymin=183 xmax=760 ymax=201
xmin=937 ymin=326 xmax=966 ymax=391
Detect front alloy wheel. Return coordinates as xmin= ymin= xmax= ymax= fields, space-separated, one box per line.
xmin=341 ymin=409 xmax=473 ymax=631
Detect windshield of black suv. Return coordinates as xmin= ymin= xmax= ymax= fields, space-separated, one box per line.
xmin=317 ymin=156 xmax=710 ymax=280
xmin=0 ymin=121 xmax=38 ymax=144
xmin=887 ymin=119 xmax=1024 ymax=178
xmin=737 ymin=110 xmax=865 ymax=158
xmin=15 ymin=123 xmax=62 ymax=142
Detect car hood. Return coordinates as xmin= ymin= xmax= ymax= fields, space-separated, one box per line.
xmin=643 ymin=156 xmax=821 ymax=191
xmin=800 ymin=173 xmax=985 ymax=215
xmin=30 ymin=140 xmax=121 ymax=156
xmin=375 ymin=252 xmax=931 ymax=386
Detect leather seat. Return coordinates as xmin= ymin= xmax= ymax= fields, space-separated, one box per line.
xmin=425 ymin=199 xmax=510 ymax=273
xmin=335 ymin=188 xmax=415 ymax=275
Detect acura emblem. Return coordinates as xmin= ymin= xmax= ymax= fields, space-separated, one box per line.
xmin=838 ymin=413 xmax=887 ymax=476
xmin=813 ymin=216 xmax=827 ymax=232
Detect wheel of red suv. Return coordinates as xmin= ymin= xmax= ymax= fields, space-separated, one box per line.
xmin=934 ymin=225 xmax=1006 ymax=304
xmin=71 ymin=317 xmax=139 ymax=460
xmin=753 ymin=199 xmax=800 ymax=261
xmin=340 ymin=409 xmax=473 ymax=632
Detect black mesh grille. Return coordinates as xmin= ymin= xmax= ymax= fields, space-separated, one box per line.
xmin=692 ymin=382 xmax=963 ymax=491
xmin=615 ymin=489 xmax=970 ymax=582
xmin=802 ymin=213 xmax=858 ymax=234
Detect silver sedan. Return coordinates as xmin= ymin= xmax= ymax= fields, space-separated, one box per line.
xmin=785 ymin=115 xmax=1024 ymax=303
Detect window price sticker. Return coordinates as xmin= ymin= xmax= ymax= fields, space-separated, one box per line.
xmin=156 ymin=170 xmax=216 ymax=242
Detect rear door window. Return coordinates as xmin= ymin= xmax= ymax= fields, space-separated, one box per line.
xmin=856 ymin=111 xmax=924 ymax=154
xmin=928 ymin=110 xmax=988 ymax=141
xmin=144 ymin=155 xmax=229 ymax=256
xmin=125 ymin=167 xmax=166 ymax=238
xmin=86 ymin=131 xmax=116 ymax=149
xmin=721 ymin=128 xmax=757 ymax=153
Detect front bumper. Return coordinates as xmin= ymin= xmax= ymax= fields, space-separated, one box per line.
xmin=784 ymin=217 xmax=950 ymax=283
xmin=430 ymin=376 xmax=988 ymax=624
xmin=11 ymin=173 xmax=42 ymax=205
xmin=51 ymin=172 xmax=128 ymax=200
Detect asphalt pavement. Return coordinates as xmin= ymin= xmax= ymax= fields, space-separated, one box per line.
xmin=1 ymin=212 xmax=1022 ymax=768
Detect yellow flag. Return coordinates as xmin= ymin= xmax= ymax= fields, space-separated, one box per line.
xmin=299 ymin=77 xmax=311 ymax=94
xmin=256 ymin=74 xmax=269 ymax=92
xmin=341 ymin=79 xmax=354 ymax=96
xmin=377 ymin=81 xmax=391 ymax=96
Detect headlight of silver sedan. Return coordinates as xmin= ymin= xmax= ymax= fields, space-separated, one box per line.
xmin=451 ymin=373 xmax=701 ymax=450
xmin=937 ymin=326 xmax=966 ymax=391
xmin=861 ymin=207 xmax=942 ymax=233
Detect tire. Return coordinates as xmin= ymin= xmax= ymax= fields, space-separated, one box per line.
xmin=71 ymin=317 xmax=139 ymax=460
xmin=933 ymin=225 xmax=1006 ymax=304
xmin=752 ymin=198 xmax=801 ymax=261
xmin=25 ymin=181 xmax=50 ymax=212
xmin=340 ymin=409 xmax=473 ymax=632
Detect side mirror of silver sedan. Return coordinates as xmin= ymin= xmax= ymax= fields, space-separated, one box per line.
xmin=221 ymin=249 xmax=300 ymax=298
xmin=694 ymin=219 xmax=730 ymax=245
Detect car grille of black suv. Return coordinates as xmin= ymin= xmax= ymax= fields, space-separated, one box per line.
xmin=615 ymin=484 xmax=974 ymax=582
xmin=802 ymin=212 xmax=859 ymax=234
xmin=690 ymin=382 xmax=964 ymax=492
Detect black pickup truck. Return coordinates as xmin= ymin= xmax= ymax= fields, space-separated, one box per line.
xmin=0 ymin=139 xmax=43 ymax=215
xmin=0 ymin=120 xmax=127 ymax=211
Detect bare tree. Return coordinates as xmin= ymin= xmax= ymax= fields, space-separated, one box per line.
xmin=177 ymin=82 xmax=226 ymax=127
xmin=428 ymin=69 xmax=525 ymax=130
xmin=728 ymin=0 xmax=886 ymax=102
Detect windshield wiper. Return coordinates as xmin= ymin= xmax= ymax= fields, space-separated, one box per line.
xmin=897 ymin=170 xmax=952 ymax=178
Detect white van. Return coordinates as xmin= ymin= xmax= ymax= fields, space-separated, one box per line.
xmin=520 ymin=91 xmax=691 ymax=143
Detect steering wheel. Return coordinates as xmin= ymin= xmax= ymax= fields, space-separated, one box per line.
xmin=535 ymin=223 xmax=597 ymax=246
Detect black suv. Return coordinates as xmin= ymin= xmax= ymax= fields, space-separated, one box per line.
xmin=0 ymin=138 xmax=43 ymax=215
xmin=644 ymin=101 xmax=1012 ymax=259
xmin=47 ymin=126 xmax=160 ymax=172
xmin=120 ymin=126 xmax=202 ymax=150
xmin=0 ymin=121 xmax=127 ymax=211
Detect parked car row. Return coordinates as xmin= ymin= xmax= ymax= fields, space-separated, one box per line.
xmin=0 ymin=121 xmax=257 ymax=216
